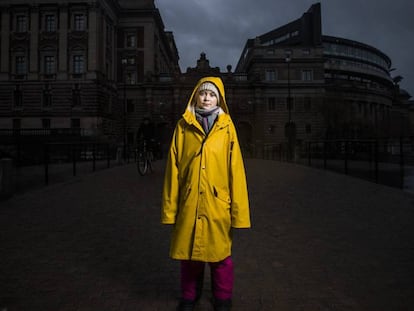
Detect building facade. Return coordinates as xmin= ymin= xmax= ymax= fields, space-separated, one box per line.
xmin=0 ymin=1 xmax=411 ymax=158
xmin=0 ymin=0 xmax=179 ymax=144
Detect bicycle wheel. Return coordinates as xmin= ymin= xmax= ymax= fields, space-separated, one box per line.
xmin=137 ymin=152 xmax=148 ymax=175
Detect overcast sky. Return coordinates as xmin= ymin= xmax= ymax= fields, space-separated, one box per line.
xmin=154 ymin=0 xmax=414 ymax=97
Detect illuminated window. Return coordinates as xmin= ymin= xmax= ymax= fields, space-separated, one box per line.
xmin=45 ymin=15 xmax=56 ymax=32
xmin=126 ymin=33 xmax=136 ymax=47
xmin=74 ymin=14 xmax=86 ymax=31
xmin=73 ymin=55 xmax=84 ymax=74
xmin=265 ymin=69 xmax=277 ymax=81
xmin=16 ymin=56 xmax=26 ymax=75
xmin=44 ymin=56 xmax=55 ymax=74
xmin=16 ymin=15 xmax=27 ymax=32
xmin=301 ymin=70 xmax=313 ymax=81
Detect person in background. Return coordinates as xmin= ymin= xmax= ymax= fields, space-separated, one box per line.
xmin=136 ymin=117 xmax=160 ymax=159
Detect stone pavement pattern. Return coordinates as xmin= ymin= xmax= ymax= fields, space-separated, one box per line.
xmin=0 ymin=159 xmax=413 ymax=311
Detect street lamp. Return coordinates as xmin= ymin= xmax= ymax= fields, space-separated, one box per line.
xmin=285 ymin=50 xmax=292 ymax=123
xmin=121 ymin=58 xmax=127 ymax=161
xmin=284 ymin=50 xmax=295 ymax=161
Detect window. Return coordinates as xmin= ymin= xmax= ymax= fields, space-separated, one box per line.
xmin=265 ymin=69 xmax=277 ymax=81
xmin=42 ymin=119 xmax=51 ymax=129
xmin=302 ymin=49 xmax=311 ymax=55
xmin=301 ymin=70 xmax=313 ymax=81
xmin=13 ymin=86 xmax=23 ymax=108
xmin=73 ymin=55 xmax=84 ymax=74
xmin=42 ymin=88 xmax=52 ymax=108
xmin=45 ymin=15 xmax=56 ymax=32
xmin=267 ymin=97 xmax=276 ymax=111
xmin=73 ymin=14 xmax=86 ymax=31
xmin=126 ymin=72 xmax=137 ymax=84
xmin=126 ymin=33 xmax=136 ymax=48
xmin=304 ymin=97 xmax=311 ymax=112
xmin=16 ymin=56 xmax=26 ymax=75
xmin=44 ymin=56 xmax=55 ymax=74
xmin=16 ymin=15 xmax=27 ymax=32
xmin=71 ymin=118 xmax=80 ymax=128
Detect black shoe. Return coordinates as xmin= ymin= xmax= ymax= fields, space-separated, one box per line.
xmin=214 ymin=299 xmax=232 ymax=311
xmin=176 ymin=299 xmax=195 ymax=311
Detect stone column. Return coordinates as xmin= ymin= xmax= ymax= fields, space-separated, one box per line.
xmin=58 ymin=6 xmax=68 ymax=80
xmin=29 ymin=7 xmax=39 ymax=80
xmin=0 ymin=10 xmax=10 ymax=79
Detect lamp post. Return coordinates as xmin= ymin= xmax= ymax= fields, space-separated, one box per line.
xmin=121 ymin=58 xmax=127 ymax=161
xmin=284 ymin=50 xmax=295 ymax=161
xmin=286 ymin=51 xmax=292 ymax=124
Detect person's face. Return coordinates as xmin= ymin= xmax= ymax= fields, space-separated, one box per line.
xmin=196 ymin=89 xmax=218 ymax=109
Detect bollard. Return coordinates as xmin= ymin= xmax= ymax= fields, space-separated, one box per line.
xmin=0 ymin=158 xmax=14 ymax=200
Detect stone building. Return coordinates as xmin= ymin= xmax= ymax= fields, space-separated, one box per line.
xmin=0 ymin=0 xmax=179 ymax=145
xmin=0 ymin=1 xmax=410 ymax=159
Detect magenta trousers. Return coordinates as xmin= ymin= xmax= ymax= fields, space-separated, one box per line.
xmin=180 ymin=256 xmax=234 ymax=301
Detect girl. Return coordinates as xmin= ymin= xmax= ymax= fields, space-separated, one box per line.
xmin=162 ymin=77 xmax=251 ymax=311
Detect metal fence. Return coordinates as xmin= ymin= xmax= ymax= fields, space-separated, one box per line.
xmin=261 ymin=137 xmax=414 ymax=191
xmin=1 ymin=142 xmax=123 ymax=195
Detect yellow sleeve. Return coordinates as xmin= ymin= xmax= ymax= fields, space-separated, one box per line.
xmin=161 ymin=126 xmax=180 ymax=224
xmin=229 ymin=123 xmax=251 ymax=228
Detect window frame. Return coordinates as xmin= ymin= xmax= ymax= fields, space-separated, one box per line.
xmin=265 ymin=69 xmax=277 ymax=82
xmin=73 ymin=13 xmax=86 ymax=31
xmin=73 ymin=54 xmax=85 ymax=74
xmin=15 ymin=56 xmax=27 ymax=76
xmin=44 ymin=14 xmax=57 ymax=32
xmin=301 ymin=69 xmax=314 ymax=81
xmin=126 ymin=33 xmax=136 ymax=48
xmin=16 ymin=15 xmax=28 ymax=32
xmin=44 ymin=55 xmax=56 ymax=75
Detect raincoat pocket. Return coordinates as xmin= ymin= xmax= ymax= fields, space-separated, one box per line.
xmin=212 ymin=186 xmax=231 ymax=206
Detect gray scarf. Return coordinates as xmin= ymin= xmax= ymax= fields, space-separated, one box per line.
xmin=195 ymin=106 xmax=220 ymax=134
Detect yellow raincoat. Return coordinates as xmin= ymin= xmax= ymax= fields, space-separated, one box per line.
xmin=162 ymin=76 xmax=251 ymax=262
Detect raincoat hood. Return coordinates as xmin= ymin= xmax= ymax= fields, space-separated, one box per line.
xmin=183 ymin=76 xmax=229 ymax=125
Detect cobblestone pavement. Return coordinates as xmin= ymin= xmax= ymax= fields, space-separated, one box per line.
xmin=1 ymin=159 xmax=413 ymax=311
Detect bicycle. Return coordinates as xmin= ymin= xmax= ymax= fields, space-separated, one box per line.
xmin=135 ymin=139 xmax=154 ymax=176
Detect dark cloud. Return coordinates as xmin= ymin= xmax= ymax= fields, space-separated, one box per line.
xmin=155 ymin=0 xmax=414 ymax=96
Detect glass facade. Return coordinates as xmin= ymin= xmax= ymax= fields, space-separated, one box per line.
xmin=323 ymin=42 xmax=389 ymax=70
